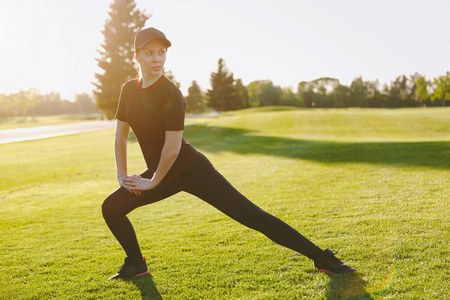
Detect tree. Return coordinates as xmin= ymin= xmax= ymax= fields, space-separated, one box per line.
xmin=207 ymin=58 xmax=238 ymax=111
xmin=23 ymin=89 xmax=40 ymax=118
xmin=74 ymin=93 xmax=97 ymax=113
xmin=281 ymin=87 xmax=301 ymax=106
xmin=247 ymin=80 xmax=282 ymax=107
xmin=35 ymin=92 xmax=63 ymax=115
xmin=93 ymin=0 xmax=149 ymax=119
xmin=310 ymin=77 xmax=339 ymax=107
xmin=260 ymin=81 xmax=282 ymax=106
xmin=364 ymin=80 xmax=382 ymax=107
xmin=61 ymin=99 xmax=76 ymax=114
xmin=431 ymin=72 xmax=450 ymax=107
xmin=296 ymin=78 xmax=339 ymax=108
xmin=235 ymin=79 xmax=249 ymax=109
xmin=0 ymin=94 xmax=15 ymax=120
xmin=164 ymin=69 xmax=181 ymax=88
xmin=297 ymin=81 xmax=315 ymax=107
xmin=10 ymin=89 xmax=40 ymax=118
xmin=385 ymin=75 xmax=416 ymax=107
xmin=414 ymin=76 xmax=429 ymax=107
xmin=331 ymin=84 xmax=351 ymax=107
xmin=247 ymin=81 xmax=262 ymax=107
xmin=185 ymin=81 xmax=206 ymax=114
xmin=350 ymin=77 xmax=367 ymax=107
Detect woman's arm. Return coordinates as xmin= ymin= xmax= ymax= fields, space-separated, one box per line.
xmin=114 ymin=120 xmax=130 ymax=185
xmin=122 ymin=130 xmax=183 ymax=191
xmin=151 ymin=130 xmax=183 ymax=185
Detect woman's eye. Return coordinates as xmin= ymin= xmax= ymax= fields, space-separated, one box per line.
xmin=146 ymin=51 xmax=152 ymax=55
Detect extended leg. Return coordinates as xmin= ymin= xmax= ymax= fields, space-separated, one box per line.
xmin=182 ymin=155 xmax=324 ymax=261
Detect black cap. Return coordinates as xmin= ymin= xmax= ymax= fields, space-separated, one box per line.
xmin=134 ymin=27 xmax=171 ymax=51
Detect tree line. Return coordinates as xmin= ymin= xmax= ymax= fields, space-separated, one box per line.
xmin=0 ymin=90 xmax=97 ymax=120
xmin=92 ymin=0 xmax=450 ymax=118
xmin=2 ymin=0 xmax=449 ymax=121
xmin=184 ymin=60 xmax=450 ymax=113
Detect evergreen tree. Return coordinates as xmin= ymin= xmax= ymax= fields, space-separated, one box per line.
xmin=93 ymin=0 xmax=149 ymax=119
xmin=207 ymin=58 xmax=238 ymax=111
xmin=186 ymin=81 xmax=206 ymax=113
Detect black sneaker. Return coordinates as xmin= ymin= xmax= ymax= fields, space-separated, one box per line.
xmin=108 ymin=256 xmax=149 ymax=280
xmin=313 ymin=249 xmax=356 ymax=274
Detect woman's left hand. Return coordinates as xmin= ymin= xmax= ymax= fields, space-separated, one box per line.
xmin=122 ymin=174 xmax=158 ymax=192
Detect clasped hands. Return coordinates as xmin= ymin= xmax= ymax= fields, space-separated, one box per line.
xmin=119 ymin=174 xmax=158 ymax=196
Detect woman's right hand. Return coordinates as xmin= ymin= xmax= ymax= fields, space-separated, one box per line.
xmin=118 ymin=175 xmax=142 ymax=196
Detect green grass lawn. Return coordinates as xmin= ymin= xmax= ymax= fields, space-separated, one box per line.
xmin=1 ymin=107 xmax=449 ymax=299
xmin=0 ymin=113 xmax=103 ymax=130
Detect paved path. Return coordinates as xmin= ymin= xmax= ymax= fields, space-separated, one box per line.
xmin=0 ymin=120 xmax=116 ymax=144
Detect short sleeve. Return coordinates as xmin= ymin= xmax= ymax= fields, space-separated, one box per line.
xmin=163 ymin=89 xmax=186 ymax=131
xmin=115 ymin=82 xmax=128 ymax=122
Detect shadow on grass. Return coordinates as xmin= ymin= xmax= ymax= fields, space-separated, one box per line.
xmin=181 ymin=125 xmax=450 ymax=169
xmin=124 ymin=274 xmax=163 ymax=300
xmin=325 ymin=273 xmax=374 ymax=299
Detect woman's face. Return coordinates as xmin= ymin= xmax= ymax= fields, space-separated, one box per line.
xmin=136 ymin=39 xmax=167 ymax=79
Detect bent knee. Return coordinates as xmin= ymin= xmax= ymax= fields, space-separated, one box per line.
xmin=101 ymin=195 xmax=123 ymax=219
xmin=101 ymin=199 xmax=113 ymax=219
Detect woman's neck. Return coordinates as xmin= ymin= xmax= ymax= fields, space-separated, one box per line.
xmin=141 ymin=73 xmax=163 ymax=88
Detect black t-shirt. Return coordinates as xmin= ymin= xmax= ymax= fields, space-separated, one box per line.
xmin=115 ymin=75 xmax=199 ymax=179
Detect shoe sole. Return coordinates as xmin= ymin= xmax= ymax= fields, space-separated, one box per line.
xmin=134 ymin=270 xmax=150 ymax=277
xmin=108 ymin=270 xmax=150 ymax=280
xmin=317 ymin=268 xmax=335 ymax=274
xmin=317 ymin=267 xmax=356 ymax=275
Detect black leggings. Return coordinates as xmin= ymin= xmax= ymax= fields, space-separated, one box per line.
xmin=102 ymin=153 xmax=324 ymax=261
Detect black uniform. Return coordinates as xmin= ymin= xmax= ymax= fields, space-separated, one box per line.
xmin=102 ymin=75 xmax=323 ymax=261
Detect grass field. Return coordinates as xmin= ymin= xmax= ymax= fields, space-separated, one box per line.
xmin=1 ymin=107 xmax=449 ymax=299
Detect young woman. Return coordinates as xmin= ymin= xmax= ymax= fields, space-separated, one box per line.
xmin=102 ymin=27 xmax=355 ymax=280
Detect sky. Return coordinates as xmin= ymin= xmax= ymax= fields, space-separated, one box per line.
xmin=0 ymin=0 xmax=449 ymax=100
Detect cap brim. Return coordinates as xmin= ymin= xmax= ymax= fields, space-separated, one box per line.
xmin=136 ymin=38 xmax=171 ymax=50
